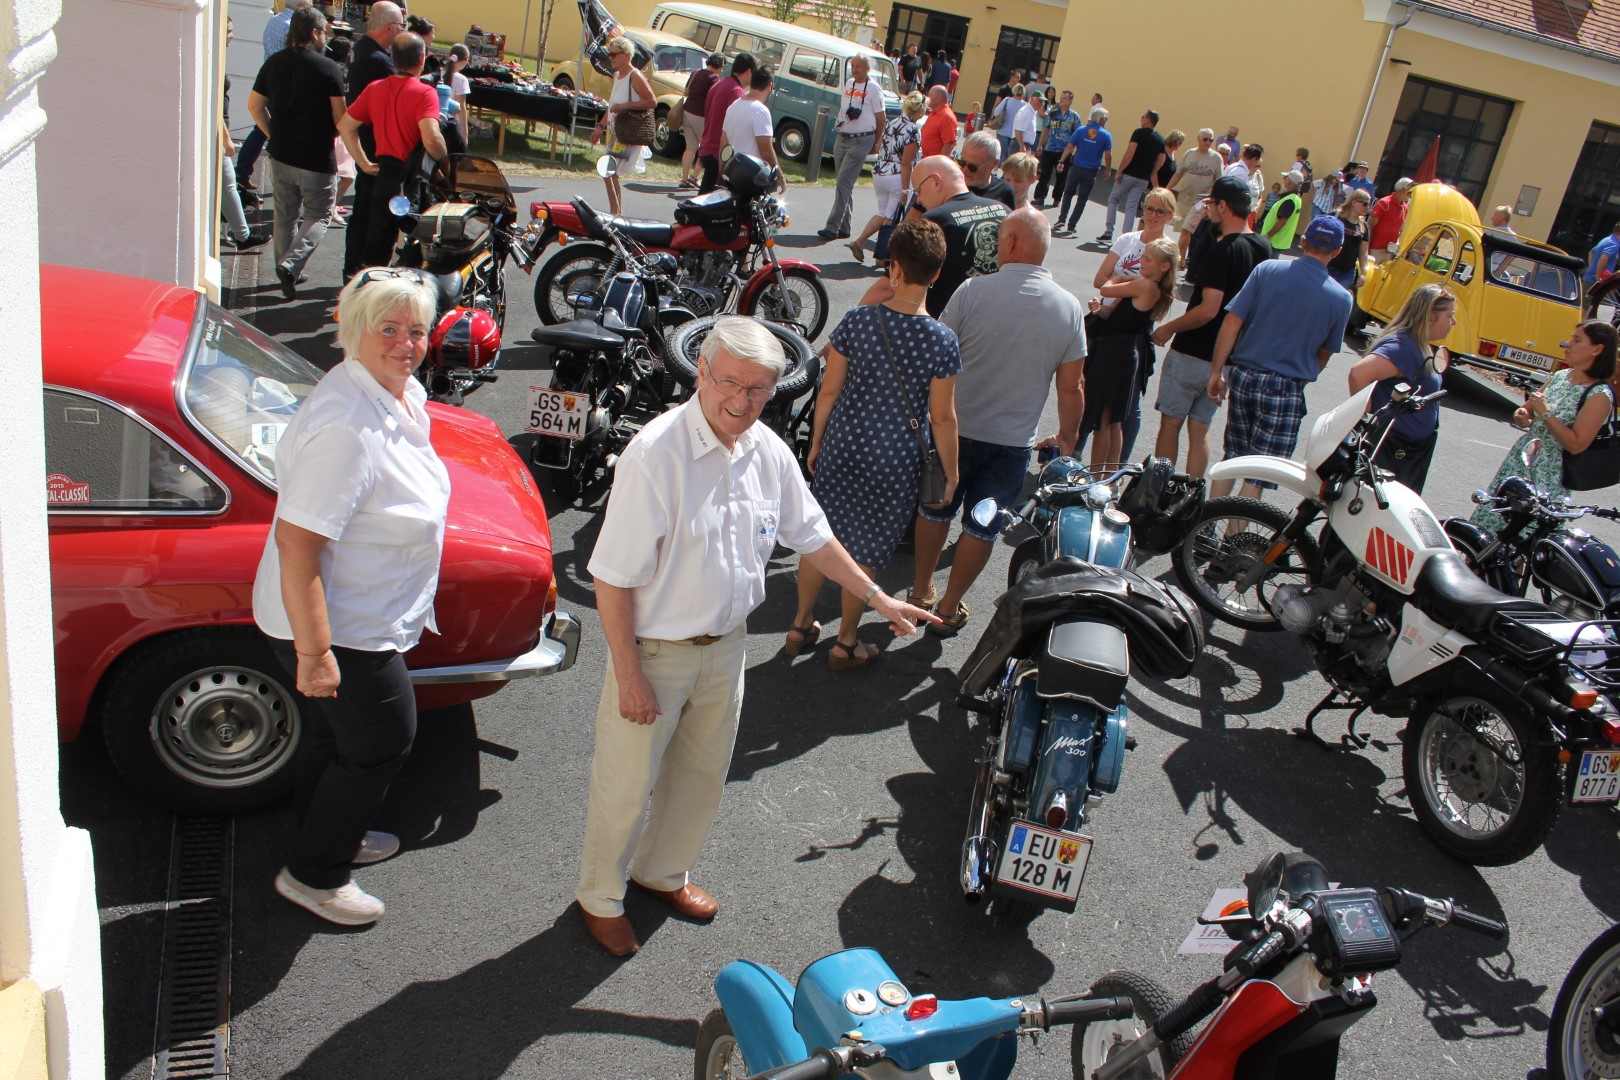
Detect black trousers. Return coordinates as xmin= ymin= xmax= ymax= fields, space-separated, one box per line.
xmin=698 ymin=153 xmax=721 ymax=193
xmin=1034 ymin=148 xmax=1066 ymax=203
xmin=358 ymin=156 xmax=410 ymax=271
xmin=270 ymin=639 xmax=416 ymax=889
xmin=341 ymin=127 xmax=380 ymax=281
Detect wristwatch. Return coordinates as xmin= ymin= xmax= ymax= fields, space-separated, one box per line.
xmin=861 ymin=583 xmax=881 ymax=606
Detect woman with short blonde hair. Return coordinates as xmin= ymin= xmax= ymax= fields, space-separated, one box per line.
xmin=848 ymin=89 xmax=924 ymax=266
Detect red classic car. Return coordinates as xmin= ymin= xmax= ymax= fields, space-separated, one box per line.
xmin=44 ymin=265 xmax=580 ymax=814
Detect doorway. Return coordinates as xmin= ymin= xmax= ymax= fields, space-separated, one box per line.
xmin=886 ymin=5 xmax=969 ymax=78
xmin=986 ymin=25 xmax=1058 ymax=106
xmin=1549 ymin=121 xmax=1620 ymax=261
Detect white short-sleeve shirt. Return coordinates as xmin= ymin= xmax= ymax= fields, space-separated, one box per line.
xmin=587 ymin=399 xmax=833 ymax=639
xmin=253 ymin=358 xmax=451 ymax=652
xmin=722 ymin=98 xmax=773 ymax=159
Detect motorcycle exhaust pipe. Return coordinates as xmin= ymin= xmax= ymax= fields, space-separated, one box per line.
xmin=961 ymin=836 xmax=990 ymax=902
xmin=961 ymin=757 xmax=998 ymax=902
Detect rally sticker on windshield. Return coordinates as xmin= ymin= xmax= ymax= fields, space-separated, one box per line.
xmin=46 ymin=472 xmax=91 ymax=505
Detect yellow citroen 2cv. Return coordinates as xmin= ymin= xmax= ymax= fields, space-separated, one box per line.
xmin=1353 ymin=183 xmax=1587 ymax=384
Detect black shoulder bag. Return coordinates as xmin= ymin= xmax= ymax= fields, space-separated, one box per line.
xmin=1562 ymin=382 xmax=1620 ymax=491
xmin=875 ymin=308 xmax=949 ymax=505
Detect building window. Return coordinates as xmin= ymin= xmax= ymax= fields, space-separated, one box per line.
xmin=986 ymin=26 xmax=1058 ymax=105
xmin=885 ymin=5 xmax=968 ymax=72
xmin=1549 ymin=121 xmax=1620 ymax=262
xmin=1375 ymin=76 xmax=1512 ymax=205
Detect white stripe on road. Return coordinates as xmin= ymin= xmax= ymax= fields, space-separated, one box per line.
xmin=1468 ymin=439 xmax=1511 ymax=450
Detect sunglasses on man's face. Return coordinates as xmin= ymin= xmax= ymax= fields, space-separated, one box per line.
xmin=963 ymin=159 xmax=989 ymax=173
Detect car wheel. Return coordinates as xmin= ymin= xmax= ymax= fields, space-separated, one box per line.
xmin=650 ymin=106 xmax=684 ymax=159
xmin=99 ymin=629 xmax=302 ymax=815
xmin=775 ymin=120 xmax=810 ymax=163
xmin=553 ymin=74 xmax=574 ymax=92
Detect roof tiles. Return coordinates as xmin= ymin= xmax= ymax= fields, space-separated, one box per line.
xmin=1408 ymin=0 xmax=1620 ymax=61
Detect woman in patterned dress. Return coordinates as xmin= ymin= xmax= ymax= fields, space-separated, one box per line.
xmin=791 ymin=219 xmax=961 ymax=670
xmin=849 ymin=92 xmax=925 ymax=266
xmin=1470 ymin=320 xmax=1619 ymax=533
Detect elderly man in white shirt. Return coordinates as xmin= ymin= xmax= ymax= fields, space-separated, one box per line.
xmin=576 ymin=316 xmax=937 ymax=957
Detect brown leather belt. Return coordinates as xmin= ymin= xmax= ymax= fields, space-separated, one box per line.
xmin=641 ymin=634 xmax=725 ymax=646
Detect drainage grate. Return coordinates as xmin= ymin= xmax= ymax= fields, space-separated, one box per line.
xmin=153 ymin=816 xmax=233 ymax=1079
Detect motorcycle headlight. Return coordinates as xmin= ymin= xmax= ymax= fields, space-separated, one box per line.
xmin=645 ymin=251 xmax=679 ymax=276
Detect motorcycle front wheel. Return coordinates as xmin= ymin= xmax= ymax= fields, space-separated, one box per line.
xmin=693 ymin=1009 xmax=747 ymax=1080
xmin=1402 ymin=690 xmax=1562 ymax=866
xmin=533 ymin=243 xmax=613 ymax=325
xmin=1173 ymin=496 xmax=1317 ymax=631
xmin=1547 ymin=922 xmax=1620 ymax=1080
xmin=744 ymin=268 xmax=829 ymax=341
xmin=1071 ymin=970 xmax=1192 ymax=1079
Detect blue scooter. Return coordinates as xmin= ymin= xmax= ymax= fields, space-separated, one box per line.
xmin=695 ymin=946 xmax=1134 ymax=1079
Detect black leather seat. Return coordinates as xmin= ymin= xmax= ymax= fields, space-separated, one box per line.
xmin=1038 ymin=619 xmax=1130 ymax=710
xmin=603 ymin=215 xmax=675 ymax=247
xmin=1414 ymin=551 xmax=1545 ymax=636
xmin=530 ymin=319 xmax=628 ymax=353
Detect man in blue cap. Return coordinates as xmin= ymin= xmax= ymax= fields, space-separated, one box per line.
xmin=1205 ymin=213 xmax=1352 ymax=502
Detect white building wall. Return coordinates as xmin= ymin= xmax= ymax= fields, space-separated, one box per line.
xmin=0 ymin=0 xmax=106 ymax=1074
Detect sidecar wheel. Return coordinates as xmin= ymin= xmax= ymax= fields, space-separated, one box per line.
xmin=694 ymin=1009 xmax=746 ymax=1080
xmin=665 ymin=315 xmax=816 ymax=397
xmin=1072 ymin=970 xmax=1191 ymax=1079
xmin=1547 ymin=922 xmax=1620 ymax=1080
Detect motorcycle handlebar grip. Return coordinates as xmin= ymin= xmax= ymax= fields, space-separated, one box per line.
xmin=1448 ymin=904 xmax=1509 ymax=940
xmin=744 ymin=1048 xmax=846 ymax=1080
xmin=1043 ymin=996 xmax=1135 ymax=1027
xmin=1153 ymin=977 xmax=1225 ymax=1043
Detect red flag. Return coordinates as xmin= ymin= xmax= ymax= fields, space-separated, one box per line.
xmin=1412 ymin=136 xmax=1440 ymax=184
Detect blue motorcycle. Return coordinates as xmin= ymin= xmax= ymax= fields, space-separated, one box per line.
xmin=955 ymin=458 xmax=1203 ymax=915
xmin=695 ymin=946 xmax=1135 ymax=1079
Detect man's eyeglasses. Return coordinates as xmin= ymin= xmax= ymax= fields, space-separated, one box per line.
xmin=703 ymin=366 xmax=775 ymax=403
xmin=354 ymin=267 xmax=428 ymax=288
xmin=962 ymin=159 xmax=989 ymax=173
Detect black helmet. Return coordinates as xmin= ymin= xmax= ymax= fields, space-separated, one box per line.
xmin=723 ymin=152 xmax=777 ymax=197
xmin=1118 ymin=457 xmax=1205 ymax=556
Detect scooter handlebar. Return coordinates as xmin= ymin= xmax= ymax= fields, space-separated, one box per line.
xmin=1037 ymin=995 xmax=1135 ymax=1029
xmin=744 ymin=1043 xmax=888 ymax=1080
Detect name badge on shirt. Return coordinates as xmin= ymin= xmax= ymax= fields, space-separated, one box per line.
xmin=756 ymin=511 xmax=778 ymax=544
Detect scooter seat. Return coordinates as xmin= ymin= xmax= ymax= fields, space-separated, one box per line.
xmin=530 ymin=319 xmax=628 ymax=353
xmin=1038 ymin=619 xmax=1130 ymax=711
xmin=602 ymin=215 xmax=675 ymax=247
xmin=1414 ymin=551 xmax=1545 ymax=636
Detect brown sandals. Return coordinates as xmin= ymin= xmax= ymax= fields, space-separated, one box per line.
xmin=784 ymin=622 xmax=822 ymax=657
xmin=828 ymin=640 xmax=879 ymax=671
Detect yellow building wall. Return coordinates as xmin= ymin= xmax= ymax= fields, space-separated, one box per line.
xmin=0 ymin=981 xmax=48 ymax=1080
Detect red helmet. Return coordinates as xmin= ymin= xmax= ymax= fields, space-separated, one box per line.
xmin=428 ymin=307 xmax=501 ymax=371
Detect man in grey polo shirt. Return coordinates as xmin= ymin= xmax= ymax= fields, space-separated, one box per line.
xmin=909 ymin=206 xmax=1087 ymax=635
xmin=818 ymin=55 xmax=885 ymax=241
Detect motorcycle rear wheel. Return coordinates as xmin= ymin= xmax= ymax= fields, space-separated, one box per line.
xmin=1173 ymin=496 xmax=1317 ymax=631
xmin=533 ymin=243 xmax=613 ymax=325
xmin=1547 ymin=922 xmax=1620 ymax=1080
xmin=665 ymin=315 xmax=817 ymax=398
xmin=1402 ymin=690 xmax=1562 ymax=866
xmin=1008 ymin=537 xmax=1045 ymax=589
xmin=693 ymin=1009 xmax=747 ymax=1080
xmin=744 ymin=268 xmax=829 ymax=341
xmin=1071 ymin=970 xmax=1191 ymax=1079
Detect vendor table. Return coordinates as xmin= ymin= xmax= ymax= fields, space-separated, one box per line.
xmin=467 ymin=83 xmax=606 ymax=157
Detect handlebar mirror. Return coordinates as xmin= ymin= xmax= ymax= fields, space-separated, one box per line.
xmin=387 ymin=194 xmax=412 ymax=218
xmin=1470 ymin=489 xmax=1492 ymax=505
xmin=1244 ymin=853 xmax=1287 ymax=921
xmin=1522 ymin=438 xmax=1542 ymax=471
xmin=970 ymin=498 xmax=999 ymax=529
xmin=596 ymin=154 xmax=620 ymax=178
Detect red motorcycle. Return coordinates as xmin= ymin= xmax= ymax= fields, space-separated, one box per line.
xmin=527 ymin=154 xmax=828 ymax=340
xmin=1074 ymin=851 xmax=1507 ymax=1079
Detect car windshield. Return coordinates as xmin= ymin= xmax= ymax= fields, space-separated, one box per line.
xmin=180 ymin=303 xmax=322 ymax=487
xmin=1486 ymin=251 xmax=1582 ymax=302
xmin=652 ymin=44 xmax=704 ymax=72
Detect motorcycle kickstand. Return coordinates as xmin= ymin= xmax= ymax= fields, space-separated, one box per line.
xmin=1296 ymin=689 xmax=1370 ymax=751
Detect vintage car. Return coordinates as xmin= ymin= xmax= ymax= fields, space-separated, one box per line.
xmin=1355 ymin=183 xmax=1588 ymax=384
xmin=43 ymin=266 xmax=580 ymax=814
xmin=547 ymin=25 xmax=708 ymax=159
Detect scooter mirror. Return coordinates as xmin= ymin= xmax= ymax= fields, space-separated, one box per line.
xmin=970 ymin=499 xmax=999 ymax=529
xmin=387 ymin=194 xmax=412 ymax=217
xmin=1523 ymin=438 xmax=1542 ymax=471
xmin=1244 ymin=852 xmax=1287 ymax=921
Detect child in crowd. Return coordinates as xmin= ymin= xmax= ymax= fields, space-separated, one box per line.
xmin=1081 ymin=238 xmax=1179 ymax=471
xmin=1002 ymin=152 xmax=1038 ymax=209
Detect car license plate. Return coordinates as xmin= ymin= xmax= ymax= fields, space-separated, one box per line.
xmin=1573 ymin=750 xmax=1620 ymax=804
xmin=526 ymin=387 xmax=589 ymax=440
xmin=995 ymin=822 xmax=1091 ymax=905
xmin=1497 ymin=345 xmax=1557 ymax=371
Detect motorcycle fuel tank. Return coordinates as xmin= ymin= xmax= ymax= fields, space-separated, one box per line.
xmin=1533 ymin=530 xmax=1620 ymax=615
xmin=1044 ymin=504 xmax=1133 ymax=568
xmin=1328 ymin=483 xmax=1453 ymax=594
xmin=600 ymin=272 xmax=646 ymax=329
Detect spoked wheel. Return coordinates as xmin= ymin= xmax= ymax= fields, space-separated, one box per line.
xmin=1548 ymin=922 xmax=1620 ymax=1080
xmin=744 ymin=268 xmax=829 ymax=341
xmin=533 ymin=243 xmax=613 ymax=324
xmin=693 ymin=1009 xmax=748 ymax=1080
xmin=1173 ymin=496 xmax=1317 ymax=631
xmin=1402 ymin=691 xmax=1562 ymax=866
xmin=1072 ymin=970 xmax=1192 ymax=1079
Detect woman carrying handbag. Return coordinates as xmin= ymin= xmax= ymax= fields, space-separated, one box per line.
xmin=594 ymin=36 xmax=655 ymax=215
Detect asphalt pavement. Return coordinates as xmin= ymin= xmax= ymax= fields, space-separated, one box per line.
xmin=62 ymin=169 xmax=1620 ymax=1080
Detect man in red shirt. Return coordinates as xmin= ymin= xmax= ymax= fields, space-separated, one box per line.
xmin=338 ymin=32 xmax=447 ymax=272
xmin=947 ymin=59 xmax=960 ymax=102
xmin=1367 ymin=177 xmax=1414 ymax=264
xmin=920 ymin=85 xmax=957 ymax=160
xmin=696 ymin=52 xmax=756 ymax=193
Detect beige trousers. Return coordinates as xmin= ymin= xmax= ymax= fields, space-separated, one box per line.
xmin=575 ymin=626 xmax=746 ymax=918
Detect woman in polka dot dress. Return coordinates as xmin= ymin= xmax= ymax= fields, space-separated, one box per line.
xmin=789 ymin=219 xmax=961 ymax=670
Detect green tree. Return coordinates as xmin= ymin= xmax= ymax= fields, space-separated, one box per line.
xmin=813 ymin=0 xmax=872 ymax=43
xmin=769 ymin=0 xmax=800 ymax=24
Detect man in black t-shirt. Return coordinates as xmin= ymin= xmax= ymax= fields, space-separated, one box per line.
xmin=249 ymin=7 xmax=347 ymax=300
xmin=961 ymin=132 xmax=1017 ymax=210
xmin=1099 ymin=108 xmax=1165 ymax=243
xmin=900 ymin=44 xmax=921 ymax=92
xmin=342 ymin=1 xmax=405 ymax=280
xmin=1147 ymin=176 xmax=1272 ymax=477
xmin=856 ymin=157 xmax=1006 ymax=316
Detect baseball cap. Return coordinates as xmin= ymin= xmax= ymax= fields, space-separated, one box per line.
xmin=1285 ymin=170 xmax=1305 ymax=186
xmin=1209 ymin=175 xmax=1253 ymax=215
xmin=1304 ymin=215 xmax=1346 ymax=248
xmin=1350 ymin=160 xmax=1368 ymax=170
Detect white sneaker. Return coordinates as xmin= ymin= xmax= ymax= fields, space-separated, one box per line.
xmin=275 ymin=867 xmax=384 ymax=926
xmin=353 ymin=830 xmax=400 ymax=866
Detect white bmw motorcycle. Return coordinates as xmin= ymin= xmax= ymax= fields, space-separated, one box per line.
xmin=1173 ymin=383 xmax=1620 ymax=866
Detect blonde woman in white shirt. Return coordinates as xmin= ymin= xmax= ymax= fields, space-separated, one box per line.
xmin=253 ymin=268 xmax=449 ymax=927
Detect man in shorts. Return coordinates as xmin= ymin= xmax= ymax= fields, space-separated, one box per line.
xmin=910 ymin=207 xmax=1086 ymax=635
xmin=1206 ymin=215 xmax=1352 ymax=500
xmin=1149 ymin=176 xmax=1271 ymax=478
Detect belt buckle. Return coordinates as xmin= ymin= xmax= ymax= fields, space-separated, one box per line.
xmin=690 ymin=633 xmax=723 ymax=646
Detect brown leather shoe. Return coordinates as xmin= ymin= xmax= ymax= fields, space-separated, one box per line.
xmin=633 ymin=880 xmax=719 ymax=921
xmin=581 ymin=909 xmax=639 ymax=956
